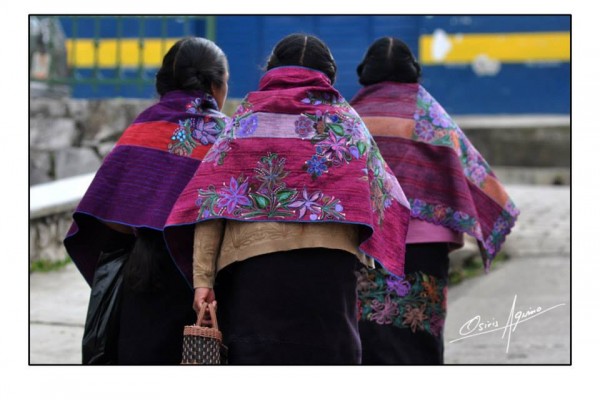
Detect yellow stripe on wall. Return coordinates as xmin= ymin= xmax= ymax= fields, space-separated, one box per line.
xmin=419 ymin=31 xmax=570 ymax=65
xmin=65 ymin=39 xmax=179 ymax=68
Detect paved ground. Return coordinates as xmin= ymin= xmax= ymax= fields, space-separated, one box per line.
xmin=28 ymin=184 xmax=571 ymax=365
xmin=445 ymin=184 xmax=571 ymax=364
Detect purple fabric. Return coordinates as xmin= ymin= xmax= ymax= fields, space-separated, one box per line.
xmin=64 ymin=90 xmax=229 ymax=286
xmin=133 ymin=90 xmax=221 ymax=124
xmin=64 ymin=146 xmax=200 ymax=285
xmin=351 ymin=83 xmax=519 ymax=269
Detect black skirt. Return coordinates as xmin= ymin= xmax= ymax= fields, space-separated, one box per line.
xmin=214 ymin=248 xmax=361 ymax=365
xmin=116 ymin=231 xmax=196 ymax=365
xmin=357 ymin=243 xmax=450 ymax=365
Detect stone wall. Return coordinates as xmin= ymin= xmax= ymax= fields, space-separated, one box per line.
xmin=29 ymin=97 xmax=154 ymax=185
xmin=30 ymin=211 xmax=73 ymax=263
xmin=29 ymin=97 xmax=153 ymax=263
xmin=28 ymin=97 xmax=245 ymax=264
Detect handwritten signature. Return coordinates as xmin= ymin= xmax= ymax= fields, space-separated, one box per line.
xmin=449 ymin=295 xmax=566 ymax=352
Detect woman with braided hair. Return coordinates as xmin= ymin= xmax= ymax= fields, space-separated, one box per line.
xmin=164 ymin=34 xmax=411 ymax=365
xmin=65 ymin=37 xmax=231 ymax=364
xmin=350 ymin=37 xmax=519 ymax=364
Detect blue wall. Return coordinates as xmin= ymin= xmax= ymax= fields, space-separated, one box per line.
xmin=59 ymin=15 xmax=570 ymax=115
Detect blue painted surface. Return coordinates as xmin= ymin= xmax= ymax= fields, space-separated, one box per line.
xmin=419 ymin=15 xmax=571 ymax=34
xmin=59 ymin=16 xmax=201 ymax=38
xmin=421 ymin=63 xmax=571 ymax=114
xmin=58 ymin=15 xmax=570 ymax=115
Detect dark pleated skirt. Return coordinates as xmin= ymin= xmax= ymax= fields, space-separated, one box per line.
xmin=214 ymin=248 xmax=361 ymax=365
xmin=357 ymin=243 xmax=450 ymax=365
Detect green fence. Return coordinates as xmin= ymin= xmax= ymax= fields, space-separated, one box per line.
xmin=29 ymin=16 xmax=217 ymax=97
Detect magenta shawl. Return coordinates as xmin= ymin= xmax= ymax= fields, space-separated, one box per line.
xmin=164 ymin=67 xmax=411 ymax=285
xmin=351 ymin=82 xmax=519 ymax=269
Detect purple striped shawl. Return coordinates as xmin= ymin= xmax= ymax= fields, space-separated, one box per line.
xmin=63 ymin=90 xmax=230 ymax=285
xmin=350 ymin=82 xmax=519 ymax=269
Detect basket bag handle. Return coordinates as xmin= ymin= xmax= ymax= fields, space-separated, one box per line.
xmin=196 ymin=302 xmax=219 ymax=331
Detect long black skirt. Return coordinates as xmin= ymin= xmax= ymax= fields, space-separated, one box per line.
xmin=116 ymin=232 xmax=196 ymax=365
xmin=214 ymin=248 xmax=361 ymax=365
xmin=357 ymin=243 xmax=450 ymax=365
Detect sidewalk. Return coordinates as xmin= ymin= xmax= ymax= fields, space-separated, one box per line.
xmin=445 ymin=184 xmax=570 ymax=364
xmin=28 ymin=184 xmax=571 ymax=365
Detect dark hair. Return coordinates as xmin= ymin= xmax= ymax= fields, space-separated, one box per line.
xmin=357 ymin=37 xmax=421 ymax=86
xmin=155 ymin=37 xmax=228 ymax=96
xmin=266 ymin=33 xmax=337 ymax=84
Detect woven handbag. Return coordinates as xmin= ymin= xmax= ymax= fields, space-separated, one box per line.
xmin=181 ymin=303 xmax=227 ymax=365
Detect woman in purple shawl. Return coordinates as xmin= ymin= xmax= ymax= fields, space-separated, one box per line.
xmin=164 ymin=34 xmax=411 ymax=364
xmin=350 ymin=37 xmax=519 ymax=364
xmin=63 ymin=37 xmax=230 ymax=364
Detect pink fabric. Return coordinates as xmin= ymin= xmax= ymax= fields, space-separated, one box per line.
xmin=164 ymin=67 xmax=412 ymax=285
xmin=406 ymin=218 xmax=464 ymax=246
xmin=350 ymin=82 xmax=519 ymax=270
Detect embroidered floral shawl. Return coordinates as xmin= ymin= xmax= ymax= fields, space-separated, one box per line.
xmin=64 ymin=90 xmax=230 ymax=285
xmin=350 ymin=82 xmax=519 ymax=270
xmin=164 ymin=67 xmax=411 ymax=285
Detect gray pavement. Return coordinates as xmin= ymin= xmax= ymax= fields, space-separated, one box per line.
xmin=445 ymin=184 xmax=570 ymax=364
xmin=28 ymin=184 xmax=571 ymax=365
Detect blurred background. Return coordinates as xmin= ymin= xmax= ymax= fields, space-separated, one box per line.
xmin=29 ymin=15 xmax=571 ymax=365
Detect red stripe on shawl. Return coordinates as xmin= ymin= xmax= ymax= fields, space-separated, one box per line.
xmin=116 ymin=121 xmax=210 ymax=160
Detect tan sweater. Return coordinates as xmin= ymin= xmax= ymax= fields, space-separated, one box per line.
xmin=193 ymin=220 xmax=374 ymax=288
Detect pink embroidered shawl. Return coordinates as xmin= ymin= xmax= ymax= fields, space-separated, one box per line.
xmin=164 ymin=67 xmax=412 ymax=285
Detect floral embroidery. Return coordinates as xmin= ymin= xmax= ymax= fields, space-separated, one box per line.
xmin=196 ymin=153 xmax=345 ymax=221
xmin=233 ymin=114 xmax=258 ymax=138
xmin=367 ymin=150 xmax=396 ymax=225
xmin=301 ymin=91 xmax=349 ymax=107
xmin=229 ymin=98 xmax=256 ymax=137
xmin=370 ymin=295 xmax=400 ymax=325
xmin=235 ymin=98 xmax=253 ymax=113
xmin=203 ymin=136 xmax=232 ymax=166
xmin=356 ymin=267 xmax=448 ymax=337
xmin=409 ymin=197 xmax=517 ymax=263
xmin=298 ymin=111 xmax=369 ymax=169
xmin=505 ymin=199 xmax=519 ymax=218
xmin=413 ymin=87 xmax=497 ymax=188
xmin=168 ymin=95 xmax=227 ymax=156
xmin=201 ymin=98 xmax=255 ymax=165
xmin=305 ymin=155 xmax=330 ymax=178
xmin=403 ymin=303 xmax=428 ymax=333
xmin=217 ymin=177 xmax=252 ymax=214
xmin=483 ymin=208 xmax=517 ymax=259
xmin=409 ymin=198 xmax=480 ymax=238
xmin=386 ymin=274 xmax=412 ymax=297
xmin=287 ymin=187 xmax=322 ymax=219
xmin=296 ymin=108 xmax=398 ymax=225
xmin=295 ymin=115 xmax=315 ymax=138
